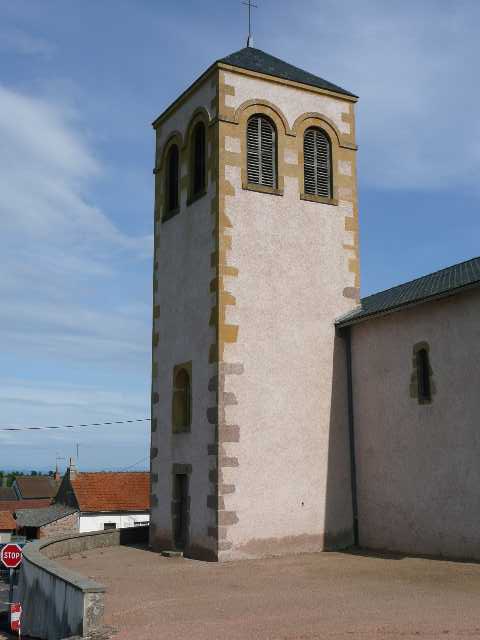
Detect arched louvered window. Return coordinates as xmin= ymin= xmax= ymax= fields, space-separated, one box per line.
xmin=165 ymin=144 xmax=179 ymax=216
xmin=247 ymin=115 xmax=277 ymax=188
xmin=191 ymin=122 xmax=206 ymax=197
xmin=303 ymin=128 xmax=332 ymax=198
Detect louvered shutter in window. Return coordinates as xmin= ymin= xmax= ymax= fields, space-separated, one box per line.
xmin=247 ymin=115 xmax=276 ymax=188
xmin=166 ymin=145 xmax=179 ymax=212
xmin=192 ymin=122 xmax=206 ymax=196
xmin=304 ymin=128 xmax=331 ymax=198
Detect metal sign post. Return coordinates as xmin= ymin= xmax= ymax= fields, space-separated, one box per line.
xmin=8 ymin=568 xmax=14 ymax=607
xmin=1 ymin=543 xmax=23 ymax=635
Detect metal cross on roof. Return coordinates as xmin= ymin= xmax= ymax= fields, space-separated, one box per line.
xmin=242 ymin=0 xmax=258 ymax=47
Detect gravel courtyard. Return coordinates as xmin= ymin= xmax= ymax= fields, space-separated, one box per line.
xmin=61 ymin=545 xmax=480 ymax=640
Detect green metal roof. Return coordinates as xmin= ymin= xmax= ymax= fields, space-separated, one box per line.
xmin=219 ymin=47 xmax=356 ymax=98
xmin=336 ymin=256 xmax=480 ymax=328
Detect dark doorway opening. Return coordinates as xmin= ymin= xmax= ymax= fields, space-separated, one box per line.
xmin=24 ymin=526 xmax=38 ymax=540
xmin=173 ymin=474 xmax=189 ymax=549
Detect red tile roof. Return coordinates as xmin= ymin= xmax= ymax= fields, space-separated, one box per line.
xmin=0 ymin=511 xmax=17 ymax=531
xmin=70 ymin=472 xmax=149 ymax=513
xmin=0 ymin=499 xmax=52 ymax=513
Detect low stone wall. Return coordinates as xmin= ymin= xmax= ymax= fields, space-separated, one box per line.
xmin=19 ymin=525 xmax=149 ymax=639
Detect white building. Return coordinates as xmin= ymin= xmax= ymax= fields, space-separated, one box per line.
xmin=56 ymin=463 xmax=150 ymax=533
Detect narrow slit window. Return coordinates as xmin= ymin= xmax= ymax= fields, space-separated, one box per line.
xmin=172 ymin=368 xmax=191 ymax=431
xmin=304 ymin=127 xmax=332 ymax=198
xmin=416 ymin=348 xmax=431 ymax=403
xmin=191 ymin=122 xmax=206 ymax=197
xmin=165 ymin=144 xmax=179 ymax=215
xmin=247 ymin=115 xmax=277 ymax=188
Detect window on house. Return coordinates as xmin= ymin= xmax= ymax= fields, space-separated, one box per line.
xmin=191 ymin=121 xmax=206 ymax=197
xmin=303 ymin=127 xmax=332 ymax=198
xmin=165 ymin=144 xmax=179 ymax=215
xmin=103 ymin=522 xmax=117 ymax=530
xmin=247 ymin=114 xmax=277 ymax=188
xmin=416 ymin=348 xmax=431 ymax=403
xmin=172 ymin=367 xmax=192 ymax=432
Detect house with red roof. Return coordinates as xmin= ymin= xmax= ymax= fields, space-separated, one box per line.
xmin=55 ymin=460 xmax=150 ymax=533
xmin=0 ymin=499 xmax=52 ymax=514
xmin=0 ymin=511 xmax=17 ymax=543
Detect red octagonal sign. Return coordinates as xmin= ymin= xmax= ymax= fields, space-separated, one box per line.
xmin=1 ymin=543 xmax=22 ymax=569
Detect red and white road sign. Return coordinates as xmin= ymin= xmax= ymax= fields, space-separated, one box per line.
xmin=10 ymin=602 xmax=21 ymax=632
xmin=0 ymin=543 xmax=23 ymax=569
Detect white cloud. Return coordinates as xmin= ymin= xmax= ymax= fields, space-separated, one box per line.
xmin=0 ymin=379 xmax=150 ymax=472
xmin=0 ymin=379 xmax=147 ymax=421
xmin=0 ymin=85 xmax=151 ymax=253
xmin=0 ymin=84 xmax=151 ymax=381
xmin=0 ymin=300 xmax=150 ymax=365
xmin=276 ymin=0 xmax=480 ymax=190
xmin=0 ymin=27 xmax=54 ymax=56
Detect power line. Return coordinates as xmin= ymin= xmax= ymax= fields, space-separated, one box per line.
xmin=118 ymin=456 xmax=149 ymax=472
xmin=0 ymin=418 xmax=151 ymax=433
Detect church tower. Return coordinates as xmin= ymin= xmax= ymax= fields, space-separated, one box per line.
xmin=150 ymin=46 xmax=360 ymax=561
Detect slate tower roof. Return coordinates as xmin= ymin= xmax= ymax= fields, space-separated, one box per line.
xmin=153 ymin=46 xmax=357 ymax=126
xmin=219 ymin=47 xmax=356 ymax=98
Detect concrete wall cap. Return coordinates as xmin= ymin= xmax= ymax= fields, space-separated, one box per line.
xmin=22 ymin=531 xmax=117 ymax=593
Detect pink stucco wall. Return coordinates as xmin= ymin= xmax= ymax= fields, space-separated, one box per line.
xmin=351 ymin=288 xmax=480 ymax=560
xmin=150 ymin=74 xmax=217 ymax=559
xmin=218 ymin=71 xmax=359 ymax=559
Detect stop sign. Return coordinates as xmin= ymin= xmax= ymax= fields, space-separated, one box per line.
xmin=1 ymin=543 xmax=22 ymax=569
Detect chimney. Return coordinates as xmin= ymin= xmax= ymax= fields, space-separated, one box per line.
xmin=68 ymin=457 xmax=78 ymax=479
xmin=54 ymin=462 xmax=61 ymax=482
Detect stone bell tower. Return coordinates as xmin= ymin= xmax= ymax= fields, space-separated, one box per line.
xmin=150 ymin=46 xmax=360 ymax=561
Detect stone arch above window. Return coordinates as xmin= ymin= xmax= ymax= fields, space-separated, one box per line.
xmin=292 ymin=112 xmax=343 ymax=147
xmin=234 ymin=99 xmax=292 ymax=136
xmin=172 ymin=362 xmax=192 ymax=432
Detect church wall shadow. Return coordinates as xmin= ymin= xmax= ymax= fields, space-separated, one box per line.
xmin=323 ymin=332 xmax=357 ymax=551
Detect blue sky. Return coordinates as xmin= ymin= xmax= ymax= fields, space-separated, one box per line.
xmin=0 ymin=0 xmax=479 ymax=472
